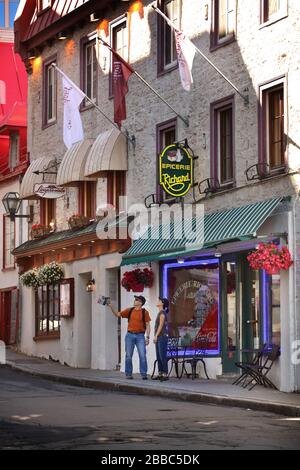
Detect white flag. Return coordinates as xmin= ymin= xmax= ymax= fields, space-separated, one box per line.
xmin=175 ymin=31 xmax=196 ymax=91
xmin=62 ymin=75 xmax=85 ymax=149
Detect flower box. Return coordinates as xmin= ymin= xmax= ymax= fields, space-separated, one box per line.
xmin=68 ymin=214 xmax=91 ymax=230
xmin=31 ymin=224 xmax=50 ymax=239
xmin=247 ymin=243 xmax=293 ymax=275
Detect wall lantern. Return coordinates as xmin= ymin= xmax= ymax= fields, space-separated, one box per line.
xmin=2 ymin=192 xmax=33 ymax=222
xmin=86 ymin=279 xmax=95 ymax=293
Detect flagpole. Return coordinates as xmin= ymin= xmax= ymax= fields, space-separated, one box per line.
xmin=98 ymin=36 xmax=189 ymax=127
xmin=152 ymin=5 xmax=249 ymax=104
xmin=51 ymin=63 xmax=135 ymax=144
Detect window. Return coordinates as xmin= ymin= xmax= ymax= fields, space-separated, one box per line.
xmin=8 ymin=0 xmax=18 ymax=27
xmin=259 ymin=78 xmax=286 ymax=173
xmin=40 ymin=198 xmax=55 ymax=227
xmin=78 ymin=181 xmax=97 ymax=219
xmin=43 ymin=57 xmax=57 ymax=127
xmin=156 ymin=119 xmax=177 ymax=201
xmin=0 ymin=1 xmax=20 ymax=28
xmin=261 ymin=0 xmax=288 ymax=24
xmin=35 ymin=284 xmax=61 ymax=338
xmin=107 ymin=172 xmax=126 ymax=212
xmin=157 ymin=0 xmax=180 ymax=74
xmin=211 ymin=96 xmax=235 ymax=188
xmin=9 ymin=131 xmax=19 ymax=169
xmin=0 ymin=1 xmax=5 ymax=27
xmin=3 ymin=215 xmax=15 ymax=269
xmin=109 ymin=18 xmax=128 ymax=96
xmin=211 ymin=0 xmax=236 ymax=49
xmin=81 ymin=37 xmax=97 ymax=108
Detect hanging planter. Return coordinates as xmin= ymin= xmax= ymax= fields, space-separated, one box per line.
xmin=20 ymin=262 xmax=64 ymax=288
xmin=20 ymin=268 xmax=41 ymax=289
xmin=247 ymin=243 xmax=293 ymax=275
xmin=31 ymin=223 xmax=50 ymax=239
xmin=39 ymin=261 xmax=64 ymax=285
xmin=121 ymin=268 xmax=154 ymax=292
xmin=68 ymin=214 xmax=91 ymax=230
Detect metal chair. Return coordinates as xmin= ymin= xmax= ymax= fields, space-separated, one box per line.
xmin=151 ymin=336 xmax=182 ymax=378
xmin=233 ymin=344 xmax=280 ymax=390
xmin=182 ymin=335 xmax=210 ymax=380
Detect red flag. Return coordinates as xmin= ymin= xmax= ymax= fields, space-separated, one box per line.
xmin=112 ymin=58 xmax=133 ymax=128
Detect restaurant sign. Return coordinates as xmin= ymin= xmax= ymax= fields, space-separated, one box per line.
xmin=159 ymin=143 xmax=193 ymax=197
xmin=34 ymin=183 xmax=65 ymax=199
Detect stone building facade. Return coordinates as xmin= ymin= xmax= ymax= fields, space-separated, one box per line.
xmin=14 ymin=0 xmax=300 ymax=391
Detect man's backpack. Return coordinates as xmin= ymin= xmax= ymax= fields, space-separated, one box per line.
xmin=128 ymin=307 xmax=146 ymax=331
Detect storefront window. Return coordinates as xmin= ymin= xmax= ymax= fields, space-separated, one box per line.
xmin=35 ymin=284 xmax=61 ymax=337
xmin=163 ymin=260 xmax=219 ymax=352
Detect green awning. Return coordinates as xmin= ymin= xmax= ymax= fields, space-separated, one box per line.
xmin=121 ymin=197 xmax=283 ymax=266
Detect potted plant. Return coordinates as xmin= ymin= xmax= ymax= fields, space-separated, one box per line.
xmin=20 ymin=268 xmax=41 ymax=289
xmin=31 ymin=223 xmax=50 ymax=239
xmin=121 ymin=268 xmax=154 ymax=292
xmin=247 ymin=243 xmax=293 ymax=275
xmin=68 ymin=213 xmax=91 ymax=230
xmin=39 ymin=261 xmax=64 ymax=285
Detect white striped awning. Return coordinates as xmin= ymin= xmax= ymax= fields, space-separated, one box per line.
xmin=20 ymin=157 xmax=57 ymax=199
xmin=84 ymin=127 xmax=127 ymax=177
xmin=56 ymin=139 xmax=96 ymax=186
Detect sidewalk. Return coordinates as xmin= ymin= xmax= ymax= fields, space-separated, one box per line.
xmin=4 ymin=348 xmax=300 ymax=417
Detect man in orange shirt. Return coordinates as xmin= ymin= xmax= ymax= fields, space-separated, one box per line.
xmin=108 ymin=295 xmax=151 ymax=379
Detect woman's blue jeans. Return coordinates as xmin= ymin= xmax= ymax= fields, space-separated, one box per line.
xmin=156 ymin=335 xmax=168 ymax=374
xmin=125 ymin=332 xmax=147 ymax=377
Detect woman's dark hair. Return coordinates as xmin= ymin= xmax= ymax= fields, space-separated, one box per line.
xmin=159 ymin=297 xmax=169 ymax=313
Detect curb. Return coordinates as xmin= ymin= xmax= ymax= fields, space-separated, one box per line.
xmin=5 ymin=361 xmax=300 ymax=418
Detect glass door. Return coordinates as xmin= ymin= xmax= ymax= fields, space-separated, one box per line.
xmin=221 ymin=258 xmax=239 ymax=373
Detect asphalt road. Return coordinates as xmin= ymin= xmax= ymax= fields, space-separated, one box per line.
xmin=0 ymin=366 xmax=300 ymax=450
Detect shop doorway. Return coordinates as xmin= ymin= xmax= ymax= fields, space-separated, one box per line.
xmin=0 ymin=288 xmax=19 ymax=345
xmin=107 ymin=268 xmax=121 ymax=369
xmin=242 ymin=260 xmax=263 ymax=353
xmin=221 ymin=258 xmax=239 ymax=373
xmin=77 ymin=273 xmax=92 ymax=367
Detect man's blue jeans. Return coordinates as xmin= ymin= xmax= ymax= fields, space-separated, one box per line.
xmin=125 ymin=332 xmax=147 ymax=377
xmin=156 ymin=335 xmax=168 ymax=374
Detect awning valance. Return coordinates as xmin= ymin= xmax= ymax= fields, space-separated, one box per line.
xmin=121 ymin=197 xmax=283 ymax=265
xmin=20 ymin=157 xmax=57 ymax=199
xmin=56 ymin=139 xmax=96 ymax=186
xmin=84 ymin=127 xmax=127 ymax=177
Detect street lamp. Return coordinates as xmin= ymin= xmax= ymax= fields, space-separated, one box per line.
xmin=2 ymin=192 xmax=33 ymax=222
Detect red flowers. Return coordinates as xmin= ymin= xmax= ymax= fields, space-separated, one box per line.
xmin=247 ymin=243 xmax=293 ymax=275
xmin=121 ymin=268 xmax=154 ymax=292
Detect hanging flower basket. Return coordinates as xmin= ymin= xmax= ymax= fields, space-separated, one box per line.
xmin=68 ymin=214 xmax=91 ymax=230
xmin=20 ymin=262 xmax=64 ymax=288
xmin=20 ymin=268 xmax=41 ymax=289
xmin=39 ymin=261 xmax=64 ymax=285
xmin=247 ymin=243 xmax=293 ymax=275
xmin=31 ymin=224 xmax=50 ymax=239
xmin=121 ymin=268 xmax=154 ymax=292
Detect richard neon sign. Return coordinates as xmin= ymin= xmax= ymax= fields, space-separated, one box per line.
xmin=159 ymin=143 xmax=193 ymax=197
